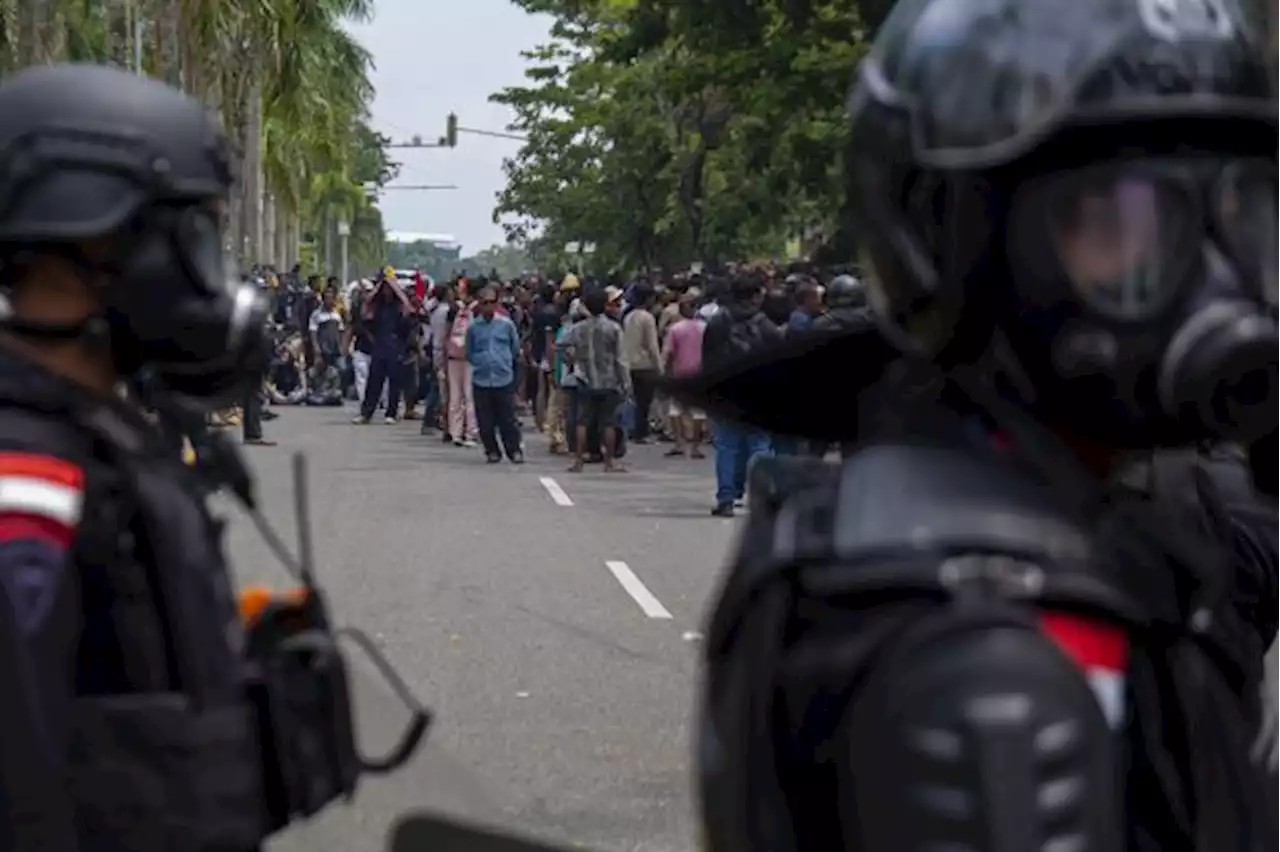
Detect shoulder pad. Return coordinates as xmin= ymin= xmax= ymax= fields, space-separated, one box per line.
xmin=769 ymin=444 xmax=1091 ymax=565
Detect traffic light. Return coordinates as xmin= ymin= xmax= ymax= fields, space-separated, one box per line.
xmin=445 ymin=113 xmax=458 ymax=148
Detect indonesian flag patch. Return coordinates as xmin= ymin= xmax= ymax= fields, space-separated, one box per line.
xmin=0 ymin=452 xmax=85 ymax=635
xmin=1039 ymin=611 xmax=1130 ymax=728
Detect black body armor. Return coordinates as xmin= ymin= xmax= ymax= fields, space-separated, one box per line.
xmin=702 ymin=429 xmax=1278 ymax=852
xmin=0 ymin=360 xmax=269 ymax=852
xmin=701 ymin=443 xmax=1139 ymax=852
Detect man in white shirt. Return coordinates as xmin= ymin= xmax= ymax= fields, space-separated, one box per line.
xmin=308 ymin=288 xmax=345 ymax=366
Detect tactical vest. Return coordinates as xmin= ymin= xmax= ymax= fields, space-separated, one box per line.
xmin=703 ymin=443 xmax=1275 ymax=852
xmin=0 ymin=375 xmax=268 ymax=852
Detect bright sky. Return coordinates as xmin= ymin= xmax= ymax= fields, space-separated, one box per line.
xmin=346 ymin=0 xmax=552 ymax=256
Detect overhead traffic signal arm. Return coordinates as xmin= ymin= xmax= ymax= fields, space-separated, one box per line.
xmin=385 ymin=114 xmax=525 ymax=150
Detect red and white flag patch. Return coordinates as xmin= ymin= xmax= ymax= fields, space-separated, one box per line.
xmin=0 ymin=452 xmax=84 ymax=539
xmin=1039 ymin=610 xmax=1130 ymax=728
xmin=0 ymin=453 xmax=85 ymax=633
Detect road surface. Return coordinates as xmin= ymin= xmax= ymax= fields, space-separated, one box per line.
xmin=223 ymin=405 xmax=1280 ymax=852
xmin=223 ymin=406 xmax=738 ymax=852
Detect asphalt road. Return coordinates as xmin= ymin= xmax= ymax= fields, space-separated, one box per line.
xmin=222 ymin=405 xmax=739 ymax=852
xmin=222 ymin=404 xmax=1280 ymax=852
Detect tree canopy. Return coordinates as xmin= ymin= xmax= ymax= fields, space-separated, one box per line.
xmin=490 ymin=0 xmax=884 ymax=275
xmin=0 ymin=0 xmax=395 ymax=273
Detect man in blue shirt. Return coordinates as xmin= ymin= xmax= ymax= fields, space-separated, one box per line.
xmin=787 ymin=280 xmax=824 ymax=332
xmin=467 ymin=286 xmax=524 ymax=463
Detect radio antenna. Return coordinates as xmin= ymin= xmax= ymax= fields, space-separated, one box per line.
xmin=291 ymin=452 xmax=319 ymax=590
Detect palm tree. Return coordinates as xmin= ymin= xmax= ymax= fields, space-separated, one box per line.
xmin=0 ymin=0 xmax=390 ymax=275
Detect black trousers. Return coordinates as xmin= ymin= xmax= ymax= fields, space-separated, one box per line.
xmin=401 ymin=359 xmax=420 ymax=409
xmin=630 ymin=369 xmax=658 ymax=440
xmin=361 ymin=353 xmax=403 ymax=419
xmin=242 ymin=385 xmax=264 ymax=441
xmin=473 ymin=383 xmax=522 ymax=459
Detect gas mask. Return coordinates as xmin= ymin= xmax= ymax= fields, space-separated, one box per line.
xmin=105 ymin=204 xmax=270 ymax=409
xmin=1005 ymin=157 xmax=1278 ymax=451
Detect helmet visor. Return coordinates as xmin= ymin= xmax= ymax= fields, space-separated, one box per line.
xmin=1045 ymin=170 xmax=1192 ymax=319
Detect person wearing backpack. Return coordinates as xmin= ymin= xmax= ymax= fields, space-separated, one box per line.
xmin=690 ymin=0 xmax=1279 ymax=849
xmin=701 ymin=272 xmax=781 ymax=516
xmin=445 ymin=281 xmax=478 ymax=447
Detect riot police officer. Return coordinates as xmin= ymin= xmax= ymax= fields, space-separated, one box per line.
xmin=697 ymin=0 xmax=1278 ymax=850
xmin=0 ymin=64 xmax=274 ymax=851
xmin=811 ymin=273 xmax=873 ymax=333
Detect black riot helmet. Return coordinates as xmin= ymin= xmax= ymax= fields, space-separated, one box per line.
xmin=0 ymin=64 xmax=269 ymax=409
xmin=846 ymin=0 xmax=1278 ymax=449
xmin=824 ymin=273 xmax=867 ymax=309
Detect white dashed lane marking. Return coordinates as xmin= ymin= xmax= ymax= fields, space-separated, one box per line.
xmin=535 ymin=474 xmax=680 ymax=622
xmin=605 ymin=560 xmax=672 ymax=619
xmin=538 ymin=476 xmax=574 ymax=506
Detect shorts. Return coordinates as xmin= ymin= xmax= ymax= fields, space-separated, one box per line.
xmin=667 ymin=398 xmax=706 ymax=419
xmin=576 ymin=389 xmax=622 ymax=431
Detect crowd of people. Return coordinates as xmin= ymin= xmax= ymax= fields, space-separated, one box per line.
xmin=231 ymin=261 xmax=872 ymax=515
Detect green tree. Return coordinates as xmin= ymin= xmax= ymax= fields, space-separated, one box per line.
xmin=491 ymin=0 xmax=872 ymax=273
xmin=0 ymin=0 xmax=392 ymax=273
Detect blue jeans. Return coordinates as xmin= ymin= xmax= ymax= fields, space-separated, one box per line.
xmin=712 ymin=419 xmax=772 ymax=505
xmin=420 ymin=365 xmax=439 ymax=409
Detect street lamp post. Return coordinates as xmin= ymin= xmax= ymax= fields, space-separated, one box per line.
xmin=337 ymin=219 xmax=351 ymax=286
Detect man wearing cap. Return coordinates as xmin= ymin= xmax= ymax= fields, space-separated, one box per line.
xmin=603 ymin=285 xmax=625 ymax=323
xmin=344 ymin=278 xmax=377 ymax=404
xmin=548 ymin=299 xmax=586 ymax=454
xmin=467 ymin=285 xmax=524 ymax=464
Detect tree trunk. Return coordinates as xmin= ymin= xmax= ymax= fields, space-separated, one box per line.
xmin=288 ymin=212 xmax=302 ymax=270
xmin=43 ymin=1 xmax=66 ymax=62
xmin=16 ymin=0 xmax=43 ymax=66
xmin=0 ymin=2 xmax=13 ymax=72
xmin=104 ymin=0 xmax=132 ymax=68
xmin=323 ymin=212 xmax=335 ymax=274
xmin=274 ymin=206 xmax=292 ymax=269
xmin=263 ymin=192 xmax=278 ymax=267
xmin=227 ymin=191 xmax=245 ymax=263
xmin=243 ymin=82 xmax=264 ymax=264
xmin=154 ymin=0 xmax=182 ymax=87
